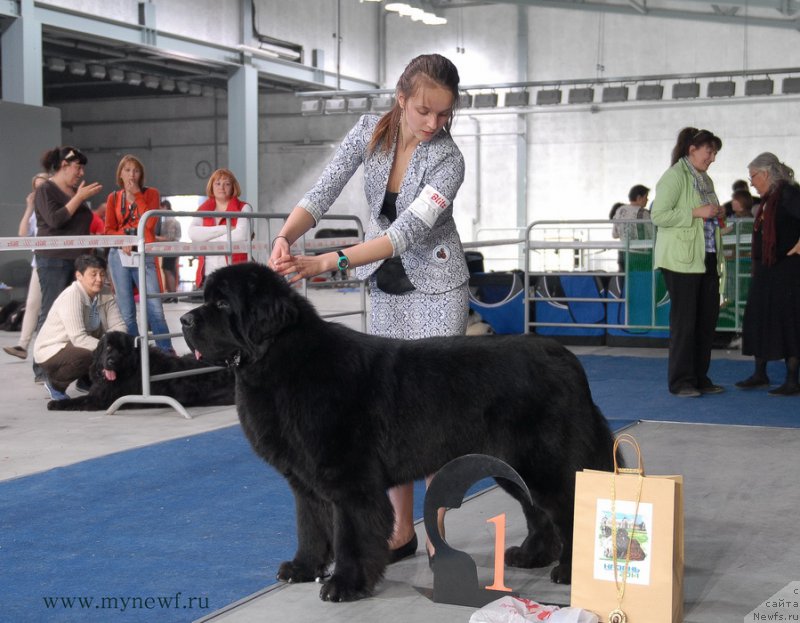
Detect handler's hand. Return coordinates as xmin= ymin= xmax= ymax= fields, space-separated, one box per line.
xmin=788 ymin=238 xmax=800 ymax=256
xmin=273 ymin=253 xmax=334 ymax=284
xmin=269 ymin=237 xmax=291 ymax=270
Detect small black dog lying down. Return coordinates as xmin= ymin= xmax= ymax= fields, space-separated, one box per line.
xmin=47 ymin=331 xmax=235 ymax=411
xmin=180 ymin=263 xmax=617 ymax=603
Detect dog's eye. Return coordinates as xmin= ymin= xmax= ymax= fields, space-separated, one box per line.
xmin=216 ymin=300 xmax=230 ymax=311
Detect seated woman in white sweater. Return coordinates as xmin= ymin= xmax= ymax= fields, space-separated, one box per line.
xmin=33 ymin=254 xmax=126 ymax=401
xmin=188 ymin=168 xmax=252 ymax=288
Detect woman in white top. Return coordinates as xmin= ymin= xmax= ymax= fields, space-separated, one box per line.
xmin=188 ymin=168 xmax=252 ymax=288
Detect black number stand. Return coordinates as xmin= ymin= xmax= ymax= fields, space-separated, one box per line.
xmin=423 ymin=453 xmax=533 ymax=608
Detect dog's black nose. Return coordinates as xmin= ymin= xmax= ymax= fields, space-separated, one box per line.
xmin=180 ymin=313 xmax=194 ymax=327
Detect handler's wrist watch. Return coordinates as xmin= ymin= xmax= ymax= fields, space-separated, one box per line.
xmin=336 ymin=250 xmax=349 ymax=272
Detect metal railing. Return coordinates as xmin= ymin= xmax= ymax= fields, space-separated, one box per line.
xmin=119 ymin=210 xmax=366 ymax=418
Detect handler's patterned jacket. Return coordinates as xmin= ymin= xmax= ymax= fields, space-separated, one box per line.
xmin=298 ymin=114 xmax=469 ymax=294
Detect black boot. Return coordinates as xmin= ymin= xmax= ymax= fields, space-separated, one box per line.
xmin=768 ymin=357 xmax=800 ymax=396
xmin=735 ymin=358 xmax=770 ymax=389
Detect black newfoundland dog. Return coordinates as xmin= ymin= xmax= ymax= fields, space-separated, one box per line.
xmin=47 ymin=331 xmax=235 ymax=411
xmin=180 ymin=263 xmax=616 ymax=602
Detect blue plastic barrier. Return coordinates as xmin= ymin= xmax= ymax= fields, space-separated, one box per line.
xmin=533 ymin=274 xmax=606 ymax=344
xmin=468 ymin=271 xmax=525 ymax=334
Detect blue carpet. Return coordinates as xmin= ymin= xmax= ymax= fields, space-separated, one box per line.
xmin=578 ymin=354 xmax=799 ymax=428
xmin=1 ymin=426 xmax=295 ymax=622
xmin=2 ymin=355 xmax=794 ymax=622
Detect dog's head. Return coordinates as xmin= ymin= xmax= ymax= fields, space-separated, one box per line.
xmin=180 ymin=263 xmax=301 ymax=367
xmin=93 ymin=331 xmax=139 ymax=382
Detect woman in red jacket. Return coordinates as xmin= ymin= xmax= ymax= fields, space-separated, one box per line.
xmin=188 ymin=168 xmax=252 ymax=288
xmin=104 ymin=154 xmax=173 ymax=352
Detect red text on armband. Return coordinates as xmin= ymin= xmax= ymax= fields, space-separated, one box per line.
xmin=430 ymin=192 xmax=448 ymax=209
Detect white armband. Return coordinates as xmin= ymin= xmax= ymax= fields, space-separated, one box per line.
xmin=407 ymin=184 xmax=451 ymax=229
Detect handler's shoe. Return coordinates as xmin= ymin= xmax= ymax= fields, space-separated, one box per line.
xmin=3 ymin=345 xmax=27 ymax=359
xmin=735 ymin=375 xmax=770 ymax=389
xmin=44 ymin=379 xmax=68 ymax=401
xmin=673 ymin=386 xmax=701 ymax=398
xmin=388 ymin=533 xmax=418 ymax=564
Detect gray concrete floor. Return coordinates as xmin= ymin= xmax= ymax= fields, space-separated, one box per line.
xmin=199 ymin=422 xmax=800 ymax=623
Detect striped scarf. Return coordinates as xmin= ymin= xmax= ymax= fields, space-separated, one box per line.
xmin=683 ymin=157 xmax=720 ymax=253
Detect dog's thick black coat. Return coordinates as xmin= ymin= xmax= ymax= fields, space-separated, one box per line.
xmin=180 ymin=263 xmax=616 ymax=602
xmin=47 ymin=331 xmax=235 ymax=411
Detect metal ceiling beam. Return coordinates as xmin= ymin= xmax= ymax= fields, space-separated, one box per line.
xmin=32 ymin=3 xmax=378 ymax=91
xmin=431 ymin=0 xmax=800 ymax=28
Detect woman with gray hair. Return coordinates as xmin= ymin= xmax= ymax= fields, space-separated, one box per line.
xmin=736 ymin=152 xmax=800 ymax=395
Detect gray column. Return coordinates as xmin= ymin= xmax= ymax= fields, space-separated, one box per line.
xmin=516 ymin=5 xmax=529 ymax=268
xmin=1 ymin=0 xmax=42 ymax=106
xmin=227 ymin=63 xmax=259 ymax=209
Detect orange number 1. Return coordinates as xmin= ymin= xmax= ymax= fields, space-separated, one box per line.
xmin=485 ymin=513 xmax=512 ymax=592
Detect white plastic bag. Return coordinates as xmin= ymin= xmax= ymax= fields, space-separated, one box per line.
xmin=469 ymin=596 xmax=599 ymax=623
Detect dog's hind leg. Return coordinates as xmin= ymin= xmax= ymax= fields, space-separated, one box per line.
xmin=319 ymin=492 xmax=394 ymax=602
xmin=277 ymin=487 xmax=333 ymax=584
xmin=495 ymin=478 xmax=562 ymax=570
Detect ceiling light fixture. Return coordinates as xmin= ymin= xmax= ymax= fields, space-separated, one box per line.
xmin=383 ymin=2 xmax=446 ymax=25
xmin=371 ymin=94 xmax=394 ymax=112
xmin=68 ymin=61 xmax=87 ymax=76
xmin=88 ymin=64 xmax=106 ymax=79
xmin=46 ymin=57 xmax=66 ymax=72
xmin=324 ymin=98 xmax=347 ymax=114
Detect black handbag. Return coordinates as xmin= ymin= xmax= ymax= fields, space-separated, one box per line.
xmin=374 ymin=257 xmax=415 ymax=295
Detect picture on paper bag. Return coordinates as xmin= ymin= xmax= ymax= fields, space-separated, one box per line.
xmin=593 ymin=499 xmax=653 ymax=586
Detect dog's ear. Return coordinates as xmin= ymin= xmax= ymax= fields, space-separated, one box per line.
xmin=245 ymin=267 xmax=299 ymax=344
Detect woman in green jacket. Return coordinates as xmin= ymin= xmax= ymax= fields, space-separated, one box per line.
xmin=651 ymin=128 xmax=725 ymax=397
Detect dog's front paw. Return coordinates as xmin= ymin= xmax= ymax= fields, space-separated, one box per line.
xmin=276 ymin=560 xmax=316 ymax=584
xmin=550 ymin=562 xmax=572 ymax=584
xmin=318 ymin=574 xmax=370 ymax=602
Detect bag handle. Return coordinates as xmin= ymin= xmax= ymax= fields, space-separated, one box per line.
xmin=613 ymin=433 xmax=645 ymax=476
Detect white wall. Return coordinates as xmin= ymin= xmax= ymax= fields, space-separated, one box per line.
xmin=42 ymin=1 xmax=800 ymax=247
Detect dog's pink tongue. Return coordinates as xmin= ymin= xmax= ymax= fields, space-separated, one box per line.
xmin=194 ymin=349 xmax=202 ymax=361
xmin=103 ymin=369 xmax=117 ymax=381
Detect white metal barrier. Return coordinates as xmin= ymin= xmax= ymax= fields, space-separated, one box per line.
xmin=121 ymin=210 xmax=366 ymax=418
xmin=1 ymin=213 xmax=365 ymax=419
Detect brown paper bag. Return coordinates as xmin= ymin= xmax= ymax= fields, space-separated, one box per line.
xmin=570 ymin=433 xmax=684 ymax=623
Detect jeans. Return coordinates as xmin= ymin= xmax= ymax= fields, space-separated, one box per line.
xmin=35 ymin=256 xmax=76 ymax=378
xmin=107 ymin=248 xmax=173 ymax=352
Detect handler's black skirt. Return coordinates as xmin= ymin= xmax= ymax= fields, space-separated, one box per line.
xmin=742 ymin=255 xmax=800 ymax=360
